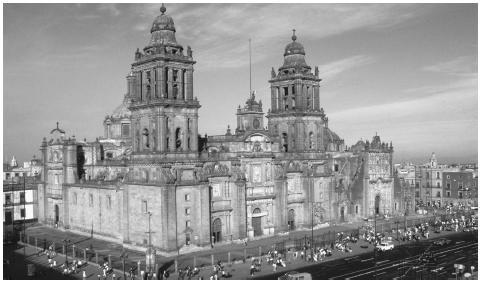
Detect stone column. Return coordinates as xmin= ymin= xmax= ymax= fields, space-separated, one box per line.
xmin=167 ymin=68 xmax=173 ymax=99
xmin=191 ymin=115 xmax=198 ymax=152
xmin=288 ymin=84 xmax=293 ymax=110
xmin=278 ymin=87 xmax=283 ymax=111
xmin=159 ymin=116 xmax=166 ymax=152
xmin=314 ymin=85 xmax=320 ymax=111
xmin=136 ymin=71 xmax=142 ymax=101
xmin=180 ymin=69 xmax=185 ymax=100
xmin=160 ymin=67 xmax=166 ymax=99
xmin=186 ymin=69 xmax=194 ymax=100
xmin=182 ymin=116 xmax=189 ymax=151
xmin=270 ymin=86 xmax=277 ymax=112
xmin=295 ymin=80 xmax=303 ymax=110
xmin=170 ymin=119 xmax=176 ymax=151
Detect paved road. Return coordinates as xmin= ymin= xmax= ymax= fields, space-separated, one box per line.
xmin=256 ymin=231 xmax=478 ymax=280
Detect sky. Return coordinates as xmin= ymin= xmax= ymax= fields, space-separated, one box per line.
xmin=3 ymin=3 xmax=478 ymax=165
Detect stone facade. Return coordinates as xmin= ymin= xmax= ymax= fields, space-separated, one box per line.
xmin=37 ymin=5 xmax=396 ymax=254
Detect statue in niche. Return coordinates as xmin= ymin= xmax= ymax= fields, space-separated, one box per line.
xmin=271 ymin=67 xmax=276 ymax=78
xmin=187 ymin=46 xmax=192 ymax=57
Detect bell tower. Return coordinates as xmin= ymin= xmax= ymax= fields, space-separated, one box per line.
xmin=128 ymin=4 xmax=200 ymax=157
xmin=267 ymin=31 xmax=341 ymax=152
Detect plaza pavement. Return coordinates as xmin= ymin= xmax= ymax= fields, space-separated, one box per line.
xmin=20 ymin=214 xmax=431 ymax=279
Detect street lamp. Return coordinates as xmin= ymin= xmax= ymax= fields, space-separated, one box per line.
xmin=144 ymin=211 xmax=155 ymax=274
xmin=62 ymin=238 xmax=71 ymax=265
xmin=120 ymin=249 xmax=128 ymax=280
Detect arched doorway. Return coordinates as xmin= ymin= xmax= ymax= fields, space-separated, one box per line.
xmin=340 ymin=206 xmax=345 ymax=222
xmin=54 ymin=204 xmax=59 ymax=224
xmin=288 ymin=209 xmax=295 ymax=230
xmin=212 ymin=218 xmax=222 ymax=243
xmin=375 ymin=195 xmax=381 ymax=215
xmin=252 ymin=208 xmax=262 ymax=237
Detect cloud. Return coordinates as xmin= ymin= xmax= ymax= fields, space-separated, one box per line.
xmin=97 ymin=4 xmax=121 ymax=17
xmin=317 ymin=55 xmax=375 ymax=81
xmin=128 ymin=3 xmax=424 ymax=70
xmin=422 ymin=56 xmax=477 ymax=76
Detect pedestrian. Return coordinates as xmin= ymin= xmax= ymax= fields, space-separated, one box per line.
xmin=272 ymin=261 xmax=277 ymax=272
xmin=250 ymin=264 xmax=255 ymax=277
xmin=83 ymin=270 xmax=86 ymax=280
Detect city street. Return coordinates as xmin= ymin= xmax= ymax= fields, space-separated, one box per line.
xmin=257 ymin=231 xmax=477 ymax=280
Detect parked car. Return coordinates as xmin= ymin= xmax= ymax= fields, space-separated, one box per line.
xmin=375 ymin=241 xmax=394 ymax=251
xmin=433 ymin=238 xmax=452 ymax=246
xmin=278 ymin=271 xmax=313 ymax=280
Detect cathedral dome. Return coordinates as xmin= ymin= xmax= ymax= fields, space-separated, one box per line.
xmin=284 ymin=32 xmax=305 ymax=56
xmin=280 ymin=30 xmax=309 ymax=70
xmin=151 ymin=4 xmax=176 ymax=33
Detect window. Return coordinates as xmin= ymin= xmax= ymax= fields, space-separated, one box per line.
xmin=415 ymin=191 xmax=420 ymax=198
xmin=54 ymin=174 xmax=59 ymax=184
xmin=436 ymin=192 xmax=441 ymax=197
xmin=437 ymin=182 xmax=440 ymax=188
xmin=186 ymin=220 xmax=191 ymax=228
xmin=142 ymin=200 xmax=148 ymax=213
xmin=89 ymin=194 xmax=93 ymax=207
xmin=446 ymin=191 xmax=451 ymax=197
xmin=6 ymin=173 xmax=10 ymax=179
xmin=436 ymin=172 xmax=440 ymax=179
xmin=415 ymin=182 xmax=420 ymax=188
xmin=186 ymin=233 xmax=191 ymax=245
xmin=355 ymin=206 xmax=359 ymax=214
xmin=20 ymin=192 xmax=25 ymax=204
xmin=334 ymin=164 xmax=339 ymax=172
xmin=185 ymin=194 xmax=191 ymax=202
xmin=458 ymin=192 xmax=463 ymax=199
xmin=185 ymin=208 xmax=190 ymax=215
xmin=5 ymin=194 xmax=11 ymax=205
xmin=73 ymin=192 xmax=77 ymax=205
xmin=107 ymin=196 xmax=112 ymax=209
xmin=121 ymin=124 xmax=130 ymax=137
xmin=15 ymin=173 xmax=19 ymax=177
xmin=426 ymin=172 xmax=429 ymax=179
xmin=447 ymin=175 xmax=450 ymax=179
xmin=20 ymin=209 xmax=25 ymax=218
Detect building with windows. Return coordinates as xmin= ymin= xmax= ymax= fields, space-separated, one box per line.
xmin=442 ymin=171 xmax=477 ymax=207
xmin=3 ymin=176 xmax=40 ymax=241
xmin=37 ymin=5 xmax=395 ymax=254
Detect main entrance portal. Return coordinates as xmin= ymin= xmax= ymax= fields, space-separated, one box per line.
xmin=252 ymin=208 xmax=262 ymax=237
xmin=212 ymin=218 xmax=222 ymax=243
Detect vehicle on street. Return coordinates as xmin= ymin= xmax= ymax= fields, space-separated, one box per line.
xmin=433 ymin=238 xmax=452 ymax=246
xmin=278 ymin=271 xmax=313 ymax=280
xmin=375 ymin=241 xmax=394 ymax=251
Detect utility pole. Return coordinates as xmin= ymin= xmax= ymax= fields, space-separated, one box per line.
xmin=145 ymin=211 xmax=155 ymax=274
xmin=23 ymin=176 xmax=26 ymax=261
xmin=120 ymin=249 xmax=128 ymax=280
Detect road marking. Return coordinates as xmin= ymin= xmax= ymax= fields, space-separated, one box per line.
xmin=439 ymin=254 xmax=446 ymax=258
xmin=329 ymin=241 xmax=477 ymax=280
xmin=454 ymin=256 xmax=465 ymax=261
xmin=361 ymin=258 xmax=374 ymax=262
xmin=456 ymin=241 xmax=464 ymax=244
xmin=376 ymin=260 xmax=390 ymax=264
xmin=374 ymin=271 xmax=386 ymax=276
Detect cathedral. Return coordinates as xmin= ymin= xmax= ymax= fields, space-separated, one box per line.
xmin=38 ymin=5 xmax=399 ymax=254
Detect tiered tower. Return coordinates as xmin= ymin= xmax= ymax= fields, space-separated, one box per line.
xmin=267 ymin=30 xmax=343 ymax=152
xmin=128 ymin=4 xmax=200 ymax=158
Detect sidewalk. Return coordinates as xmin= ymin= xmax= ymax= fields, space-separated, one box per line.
xmin=5 ymin=243 xmax=124 ymax=280
xmin=23 ymin=214 xmax=429 ymax=276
